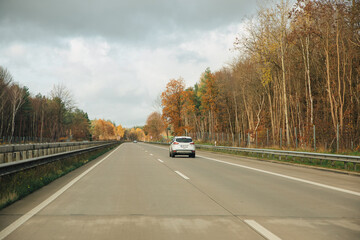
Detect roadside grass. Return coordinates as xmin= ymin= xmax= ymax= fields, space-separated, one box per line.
xmin=0 ymin=144 xmax=119 ymax=210
xmin=198 ymin=146 xmax=360 ymax=173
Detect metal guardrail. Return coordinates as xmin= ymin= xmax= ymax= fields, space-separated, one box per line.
xmin=0 ymin=141 xmax=105 ymax=153
xmin=0 ymin=142 xmax=119 ymax=177
xmin=196 ymin=145 xmax=360 ymax=164
xmin=145 ymin=142 xmax=360 ymax=164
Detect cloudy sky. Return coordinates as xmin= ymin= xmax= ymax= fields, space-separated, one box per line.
xmin=0 ymin=0 xmax=259 ymax=127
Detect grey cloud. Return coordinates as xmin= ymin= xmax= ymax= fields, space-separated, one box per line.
xmin=0 ymin=0 xmax=257 ymax=45
xmin=175 ymin=51 xmax=207 ymax=64
xmin=82 ymin=88 xmax=153 ymax=127
xmin=0 ymin=0 xmax=259 ymax=127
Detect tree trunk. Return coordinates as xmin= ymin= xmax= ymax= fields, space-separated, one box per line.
xmin=280 ymin=34 xmax=290 ymax=146
xmin=233 ymin=91 xmax=239 ymax=133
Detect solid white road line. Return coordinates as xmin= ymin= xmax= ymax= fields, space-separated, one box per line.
xmin=198 ymin=155 xmax=360 ymax=197
xmin=244 ymin=220 xmax=281 ymax=240
xmin=158 ymin=159 xmax=164 ymax=163
xmin=0 ymin=145 xmax=123 ymax=240
xmin=175 ymin=171 xmax=190 ymax=180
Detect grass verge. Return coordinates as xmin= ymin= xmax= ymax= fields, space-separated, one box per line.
xmin=0 ymin=143 xmax=119 ymax=210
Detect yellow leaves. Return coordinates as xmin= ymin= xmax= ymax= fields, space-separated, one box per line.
xmin=128 ymin=127 xmax=145 ymax=141
xmin=198 ymin=69 xmax=218 ymax=112
xmin=182 ymin=89 xmax=196 ymax=113
xmin=91 ymin=119 xmax=116 ymax=140
xmin=116 ymin=125 xmax=125 ymax=139
xmin=260 ymin=61 xmax=273 ymax=87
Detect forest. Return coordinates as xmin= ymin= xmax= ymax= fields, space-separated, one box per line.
xmin=159 ymin=0 xmax=360 ymax=151
xmin=0 ymin=67 xmax=145 ymax=143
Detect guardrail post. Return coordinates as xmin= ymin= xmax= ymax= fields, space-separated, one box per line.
xmin=22 ymin=151 xmax=27 ymax=160
xmin=295 ymin=127 xmax=298 ymax=149
xmin=15 ymin=152 xmax=20 ymax=161
xmin=0 ymin=154 xmax=4 ymax=163
xmin=28 ymin=150 xmax=33 ymax=159
xmin=7 ymin=153 xmax=13 ymax=162
xmin=256 ymin=131 xmax=258 ymax=148
xmin=239 ymin=133 xmax=241 ymax=147
xmin=337 ymin=124 xmax=339 ymax=152
xmin=313 ymin=125 xmax=316 ymax=151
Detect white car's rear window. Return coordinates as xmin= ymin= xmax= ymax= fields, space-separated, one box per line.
xmin=175 ymin=138 xmax=192 ymax=143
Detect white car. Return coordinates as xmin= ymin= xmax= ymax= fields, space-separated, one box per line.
xmin=169 ymin=136 xmax=195 ymax=158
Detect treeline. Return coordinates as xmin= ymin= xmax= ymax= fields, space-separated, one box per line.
xmin=0 ymin=66 xmax=145 ymax=143
xmin=0 ymin=66 xmax=91 ymax=142
xmin=160 ymin=0 xmax=360 ymax=151
xmin=91 ymin=119 xmax=145 ymax=141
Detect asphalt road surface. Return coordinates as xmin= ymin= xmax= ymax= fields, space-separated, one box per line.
xmin=0 ymin=142 xmax=359 ymax=240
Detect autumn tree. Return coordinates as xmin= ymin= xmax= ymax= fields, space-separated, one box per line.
xmin=68 ymin=109 xmax=91 ymax=140
xmin=91 ymin=119 xmax=116 ymax=140
xmin=198 ymin=68 xmax=219 ymax=138
xmin=126 ymin=128 xmax=145 ymax=141
xmin=161 ymin=78 xmax=186 ymax=135
xmin=145 ymin=112 xmax=165 ymax=141
xmin=116 ymin=124 xmax=125 ymax=140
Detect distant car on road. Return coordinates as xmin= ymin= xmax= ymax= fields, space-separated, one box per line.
xmin=169 ymin=136 xmax=195 ymax=158
xmin=133 ymin=140 xmax=137 ymax=143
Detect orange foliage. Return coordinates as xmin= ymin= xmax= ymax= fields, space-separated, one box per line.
xmin=91 ymin=119 xmax=116 ymax=140
xmin=116 ymin=124 xmax=125 ymax=140
xmin=145 ymin=112 xmax=165 ymax=140
xmin=161 ymin=78 xmax=186 ymax=135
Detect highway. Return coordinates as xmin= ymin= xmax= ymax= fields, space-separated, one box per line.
xmin=0 ymin=142 xmax=359 ymax=240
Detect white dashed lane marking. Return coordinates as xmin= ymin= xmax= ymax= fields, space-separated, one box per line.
xmin=244 ymin=220 xmax=281 ymax=240
xmin=175 ymin=171 xmax=190 ymax=180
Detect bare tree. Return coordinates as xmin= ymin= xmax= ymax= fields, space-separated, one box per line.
xmin=49 ymin=84 xmax=74 ymax=141
xmin=9 ymin=84 xmax=25 ymax=142
xmin=0 ymin=66 xmax=13 ymax=136
xmin=50 ymin=83 xmax=75 ymax=110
